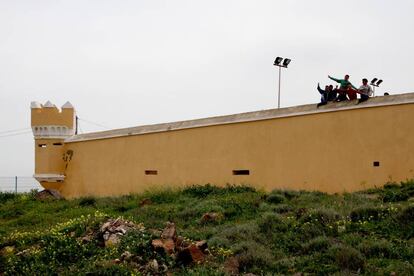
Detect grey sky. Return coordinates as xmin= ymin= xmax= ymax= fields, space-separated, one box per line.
xmin=1 ymin=0 xmax=413 ymax=176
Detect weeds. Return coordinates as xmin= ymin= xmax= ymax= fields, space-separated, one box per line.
xmin=266 ymin=193 xmax=285 ymax=204
xmin=2 ymin=180 xmax=414 ymax=275
xmin=78 ymin=196 xmax=96 ymax=207
xmin=328 ymin=244 xmax=365 ymax=271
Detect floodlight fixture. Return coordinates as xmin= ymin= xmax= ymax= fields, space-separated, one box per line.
xmin=273 ymin=56 xmax=292 ymax=108
xmin=370 ymin=77 xmax=383 ymax=96
xmin=274 ymin=57 xmax=283 ymax=66
xmin=371 ymin=78 xmax=383 ymax=87
xmin=282 ymin=58 xmax=291 ymax=67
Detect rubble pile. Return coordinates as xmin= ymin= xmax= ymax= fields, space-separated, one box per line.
xmin=92 ymin=219 xmax=210 ymax=273
xmin=100 ymin=218 xmax=143 ymax=247
xmin=151 ymin=222 xmax=208 ymax=265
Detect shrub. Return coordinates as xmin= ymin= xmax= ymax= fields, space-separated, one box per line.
xmin=298 ymin=208 xmax=341 ymax=238
xmin=272 ymin=257 xmax=296 ymax=274
xmin=146 ymin=189 xmax=180 ymax=204
xmin=328 ymin=244 xmax=365 ymax=271
xmin=302 ymin=236 xmax=331 ymax=254
xmin=358 ymin=239 xmax=393 ymax=258
xmin=81 ymin=262 xmax=134 ymax=275
xmin=266 ymin=194 xmax=285 ymax=204
xmin=396 ymin=205 xmax=414 ymax=238
xmin=257 ymin=212 xmax=288 ymax=234
xmin=401 ymin=179 xmax=414 ymax=196
xmin=208 ymin=223 xmax=261 ymax=248
xmin=273 ymin=204 xmax=294 ymax=214
xmin=0 ymin=208 xmax=25 ymax=219
xmin=297 ymin=222 xmax=326 ymax=240
xmin=281 ymin=190 xmax=300 ymax=200
xmin=383 ymin=182 xmax=400 ymax=189
xmin=0 ymin=192 xmax=18 ymax=204
xmin=340 ymin=233 xmax=364 ymax=247
xmin=178 ymin=200 xmax=225 ymax=222
xmin=380 ymin=180 xmax=414 ymax=202
xmin=183 ymin=184 xmax=223 ymax=198
xmin=182 ymin=184 xmax=256 ymax=198
xmin=299 ymin=208 xmax=340 ymax=225
xmin=223 ymin=184 xmax=256 ymax=194
xmin=296 ymin=191 xmax=329 ymax=205
xmin=218 ymin=195 xmax=260 ymax=219
xmin=382 ymin=189 xmax=409 ymax=202
xmin=180 ymin=265 xmax=226 ymax=276
xmin=349 ymin=205 xmax=387 ymax=222
xmin=397 ymin=205 xmax=414 ymax=224
xmin=231 ymin=240 xmax=277 ymax=272
xmin=78 ymin=196 xmax=96 ymax=207
xmin=383 ymin=261 xmax=414 ymax=275
xmin=4 ymin=254 xmax=54 ymax=275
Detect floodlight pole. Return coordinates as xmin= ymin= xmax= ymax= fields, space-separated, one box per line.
xmin=370 ymin=78 xmax=383 ymax=97
xmin=274 ymin=57 xmax=291 ymax=109
xmin=278 ymin=66 xmax=281 ymax=109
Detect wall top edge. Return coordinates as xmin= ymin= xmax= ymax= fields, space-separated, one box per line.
xmin=30 ymin=101 xmax=75 ymax=110
xmin=65 ymin=92 xmax=414 ymax=143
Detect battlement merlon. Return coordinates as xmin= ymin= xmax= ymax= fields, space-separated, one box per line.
xmin=31 ymin=101 xmax=76 ymax=139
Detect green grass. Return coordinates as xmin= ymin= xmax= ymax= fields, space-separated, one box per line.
xmin=2 ymin=181 xmax=414 ymax=275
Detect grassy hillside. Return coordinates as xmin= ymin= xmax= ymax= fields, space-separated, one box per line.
xmin=1 ymin=180 xmax=414 ymax=275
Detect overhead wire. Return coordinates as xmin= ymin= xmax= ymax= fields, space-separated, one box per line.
xmin=0 ymin=130 xmax=32 ymax=138
xmin=77 ymin=117 xmax=111 ymax=130
xmin=0 ymin=127 xmax=31 ymax=135
xmin=0 ymin=118 xmax=110 ymax=138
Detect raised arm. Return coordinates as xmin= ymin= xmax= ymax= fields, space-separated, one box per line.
xmin=328 ymin=75 xmax=340 ymax=83
xmin=317 ymin=83 xmax=324 ymax=94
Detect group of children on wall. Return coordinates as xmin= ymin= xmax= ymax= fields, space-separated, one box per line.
xmin=316 ymin=75 xmax=374 ymax=108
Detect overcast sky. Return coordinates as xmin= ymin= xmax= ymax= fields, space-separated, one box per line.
xmin=1 ymin=0 xmax=413 ymax=178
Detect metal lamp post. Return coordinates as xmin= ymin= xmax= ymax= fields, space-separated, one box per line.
xmin=370 ymin=78 xmax=383 ymax=96
xmin=273 ymin=57 xmax=291 ymax=108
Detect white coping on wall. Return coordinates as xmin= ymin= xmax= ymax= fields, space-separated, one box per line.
xmin=65 ymin=92 xmax=414 ymax=143
xmin=31 ymin=101 xmax=42 ymax=109
xmin=43 ymin=101 xmax=56 ymax=108
xmin=33 ymin=174 xmax=65 ymax=182
xmin=62 ymin=101 xmax=74 ymax=109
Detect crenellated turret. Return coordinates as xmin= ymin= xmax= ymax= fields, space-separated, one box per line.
xmin=31 ymin=101 xmax=76 ymax=138
xmin=31 ymin=101 xmax=76 ymax=188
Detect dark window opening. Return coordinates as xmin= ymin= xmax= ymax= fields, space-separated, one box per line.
xmin=233 ymin=170 xmax=250 ymax=175
xmin=145 ymin=170 xmax=158 ymax=175
xmin=38 ymin=144 xmax=47 ymax=148
xmin=53 ymin=143 xmax=63 ymax=146
xmin=373 ymin=161 xmax=380 ymax=167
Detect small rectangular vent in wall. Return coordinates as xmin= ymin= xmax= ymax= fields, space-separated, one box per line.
xmin=233 ymin=170 xmax=250 ymax=175
xmin=145 ymin=170 xmax=158 ymax=175
xmin=38 ymin=144 xmax=47 ymax=148
xmin=373 ymin=161 xmax=380 ymax=167
xmin=53 ymin=143 xmax=63 ymax=146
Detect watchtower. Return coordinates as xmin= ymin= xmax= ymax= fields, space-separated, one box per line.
xmin=31 ymin=101 xmax=76 ymax=188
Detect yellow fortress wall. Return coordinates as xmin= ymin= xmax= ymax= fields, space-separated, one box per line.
xmin=32 ymin=93 xmax=414 ymax=198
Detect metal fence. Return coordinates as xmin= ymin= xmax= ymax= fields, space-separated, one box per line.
xmin=0 ymin=176 xmax=42 ymax=193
